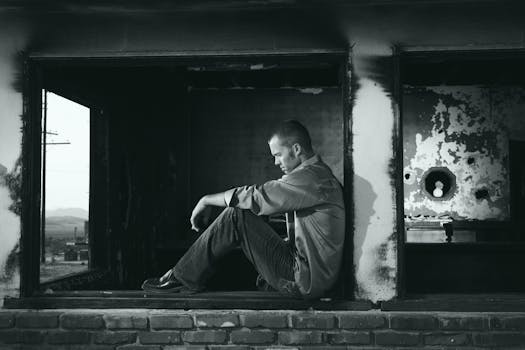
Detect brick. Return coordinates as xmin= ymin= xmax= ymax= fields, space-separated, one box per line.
xmin=252 ymin=347 xmax=301 ymax=350
xmin=47 ymin=330 xmax=91 ymax=344
xmin=105 ymin=315 xmax=148 ymax=330
xmin=328 ymin=330 xmax=370 ymax=345
xmin=0 ymin=330 xmax=45 ymax=344
xmin=0 ymin=313 xmax=15 ymax=328
xmin=375 ymin=331 xmax=420 ymax=346
xmin=16 ymin=312 xmax=59 ymax=328
xmin=278 ymin=331 xmax=323 ymax=345
xmin=116 ymin=346 xmax=162 ymax=350
xmin=0 ymin=346 xmax=17 ymax=350
xmin=491 ymin=316 xmax=525 ymax=331
xmin=94 ymin=331 xmax=137 ymax=345
xmin=0 ymin=346 xmax=18 ymax=350
xmin=473 ymin=332 xmax=525 ymax=347
xmin=61 ymin=313 xmax=105 ymax=329
xmin=208 ymin=346 xmax=252 ymax=350
xmin=424 ymin=332 xmax=470 ymax=346
xmin=164 ymin=346 xmax=207 ymax=350
xmin=301 ymin=347 xmax=347 ymax=350
xmin=390 ymin=314 xmax=438 ymax=330
xmin=195 ymin=313 xmax=239 ymax=328
xmin=230 ymin=330 xmax=275 ymax=344
xmin=182 ymin=330 xmax=227 ymax=344
xmin=240 ymin=313 xmax=288 ymax=328
xmin=338 ymin=314 xmax=386 ymax=329
xmin=440 ymin=316 xmax=487 ymax=330
xmin=139 ymin=331 xmax=181 ymax=344
xmin=150 ymin=315 xmax=193 ymax=330
xmin=18 ymin=347 xmax=115 ymax=350
xmin=395 ymin=348 xmax=480 ymax=350
xmin=291 ymin=313 xmax=335 ymax=329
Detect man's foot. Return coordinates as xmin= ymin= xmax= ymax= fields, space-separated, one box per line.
xmin=141 ymin=269 xmax=196 ymax=294
xmin=255 ymin=274 xmax=277 ymax=292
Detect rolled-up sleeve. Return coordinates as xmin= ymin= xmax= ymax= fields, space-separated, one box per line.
xmin=227 ymin=173 xmax=322 ymax=216
xmin=224 ymin=188 xmax=236 ymax=207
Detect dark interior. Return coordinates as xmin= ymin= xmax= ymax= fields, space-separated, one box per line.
xmin=39 ymin=59 xmax=343 ymax=292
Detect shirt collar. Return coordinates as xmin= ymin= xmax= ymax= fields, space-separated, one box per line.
xmin=289 ymin=154 xmax=320 ymax=174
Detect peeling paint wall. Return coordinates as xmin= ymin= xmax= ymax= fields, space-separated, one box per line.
xmin=352 ymin=77 xmax=396 ymax=302
xmin=403 ymin=86 xmax=525 ymax=220
xmin=0 ymin=16 xmax=28 ymax=304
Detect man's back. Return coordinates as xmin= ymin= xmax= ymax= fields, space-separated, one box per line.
xmin=282 ymin=155 xmax=345 ymax=298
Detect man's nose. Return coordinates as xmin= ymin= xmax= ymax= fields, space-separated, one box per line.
xmin=274 ymin=158 xmax=280 ymax=166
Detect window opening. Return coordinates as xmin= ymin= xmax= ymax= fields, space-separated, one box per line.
xmin=40 ymin=90 xmax=90 ymax=283
xmin=401 ymin=51 xmax=525 ymax=293
xmin=18 ymin=56 xmax=351 ymax=302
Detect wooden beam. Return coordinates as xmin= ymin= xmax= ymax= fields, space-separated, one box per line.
xmin=341 ymin=45 xmax=355 ymax=299
xmin=382 ymin=294 xmax=525 ymax=312
xmin=4 ymin=292 xmax=372 ymax=310
xmin=20 ymin=57 xmax=42 ymax=297
xmin=392 ymin=45 xmax=405 ymax=298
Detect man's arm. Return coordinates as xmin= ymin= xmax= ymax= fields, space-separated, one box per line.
xmin=190 ymin=192 xmax=228 ymax=232
xmin=229 ymin=174 xmax=326 ymax=216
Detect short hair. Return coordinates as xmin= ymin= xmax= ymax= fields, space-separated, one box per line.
xmin=268 ymin=120 xmax=313 ymax=153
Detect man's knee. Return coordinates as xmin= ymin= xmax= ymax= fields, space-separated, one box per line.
xmin=221 ymin=206 xmax=241 ymax=218
xmin=217 ymin=207 xmax=244 ymax=225
xmin=221 ymin=207 xmax=260 ymax=227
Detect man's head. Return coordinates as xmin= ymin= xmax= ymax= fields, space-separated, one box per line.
xmin=268 ymin=120 xmax=314 ymax=174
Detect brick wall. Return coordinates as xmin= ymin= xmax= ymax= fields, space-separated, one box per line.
xmin=1 ymin=309 xmax=525 ymax=349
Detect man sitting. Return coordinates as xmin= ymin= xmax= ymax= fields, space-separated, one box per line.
xmin=142 ymin=120 xmax=345 ymax=299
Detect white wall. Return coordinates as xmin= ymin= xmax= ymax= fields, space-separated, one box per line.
xmin=0 ymin=16 xmax=29 ymax=303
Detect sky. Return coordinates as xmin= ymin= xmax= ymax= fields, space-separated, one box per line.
xmin=44 ymin=92 xmax=90 ymax=211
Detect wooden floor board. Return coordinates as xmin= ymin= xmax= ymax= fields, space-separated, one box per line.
xmin=4 ymin=291 xmax=372 ymax=310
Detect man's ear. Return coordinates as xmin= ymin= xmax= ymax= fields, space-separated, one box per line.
xmin=292 ymin=143 xmax=302 ymax=156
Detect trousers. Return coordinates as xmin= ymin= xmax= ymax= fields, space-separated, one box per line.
xmin=172 ymin=207 xmax=297 ymax=295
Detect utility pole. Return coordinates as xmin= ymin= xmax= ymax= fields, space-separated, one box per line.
xmin=41 ymin=91 xmax=47 ymax=264
xmin=41 ymin=90 xmax=71 ymax=264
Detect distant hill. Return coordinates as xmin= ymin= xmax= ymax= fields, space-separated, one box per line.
xmin=46 ymin=208 xmax=88 ymax=220
xmin=45 ymin=215 xmax=87 ymax=239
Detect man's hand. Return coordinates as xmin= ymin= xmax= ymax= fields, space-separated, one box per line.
xmin=190 ymin=192 xmax=229 ymax=233
xmin=190 ymin=197 xmax=212 ymax=232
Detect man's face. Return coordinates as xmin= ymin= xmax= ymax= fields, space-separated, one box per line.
xmin=268 ymin=135 xmax=301 ymax=174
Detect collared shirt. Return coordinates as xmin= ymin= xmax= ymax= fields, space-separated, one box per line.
xmin=224 ymin=155 xmax=345 ymax=299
